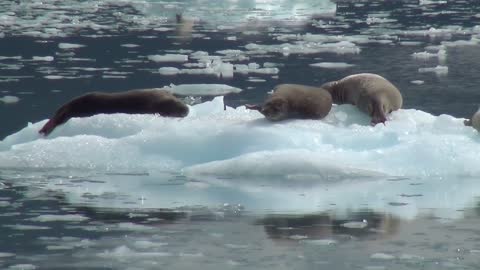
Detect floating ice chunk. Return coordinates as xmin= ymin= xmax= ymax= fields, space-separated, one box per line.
xmin=418 ymin=65 xmax=448 ymax=75
xmin=310 ymin=62 xmax=355 ymax=69
xmin=399 ymin=254 xmax=424 ymax=260
xmin=46 ymin=245 xmax=74 ymax=250
xmin=44 ymin=75 xmax=64 ymax=80
xmin=148 ymin=54 xmax=188 ymax=62
xmin=248 ymin=78 xmax=266 ymax=82
xmin=58 ymin=43 xmax=85 ymax=49
xmin=32 ymin=56 xmax=54 ymax=61
xmin=29 ymin=214 xmax=88 ymax=222
xmin=0 ymin=252 xmax=15 ymax=258
xmin=412 ymin=49 xmax=446 ymax=60
xmin=289 ymin=235 xmax=308 ymax=240
xmin=216 ymin=49 xmax=244 ymax=55
xmin=121 ymin=44 xmax=140 ymax=48
xmin=370 ymin=253 xmax=396 ymax=260
xmin=399 ymin=41 xmax=423 ymax=46
xmin=411 ymin=80 xmax=424 ymax=85
xmin=0 ymin=95 xmax=20 ymax=104
xmin=442 ymin=38 xmax=480 ymax=47
xmin=3 ymin=224 xmax=50 ymax=230
xmin=165 ymin=84 xmax=242 ymax=96
xmin=302 ymin=239 xmax=337 ymax=245
xmin=341 ymin=220 xmax=368 ymax=229
xmin=158 ymin=67 xmax=180 ymax=75
xmin=7 ymin=264 xmax=37 ymax=270
xmin=98 ymin=245 xmax=171 ymax=258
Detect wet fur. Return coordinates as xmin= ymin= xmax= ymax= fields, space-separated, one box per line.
xmin=249 ymin=84 xmax=332 ymax=121
xmin=39 ymin=89 xmax=189 ymax=136
xmin=465 ymin=109 xmax=480 ymax=132
xmin=321 ymin=73 xmax=402 ymax=125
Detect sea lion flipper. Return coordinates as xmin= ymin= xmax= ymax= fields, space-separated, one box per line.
xmin=245 ymin=104 xmax=262 ymax=111
xmin=39 ymin=119 xmax=57 ymax=136
xmin=464 ymin=119 xmax=472 ymax=126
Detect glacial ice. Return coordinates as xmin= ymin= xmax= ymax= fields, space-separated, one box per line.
xmin=1 ymin=96 xmax=479 ymax=179
xmin=2 ymin=96 xmax=480 ymax=219
xmin=0 ymin=95 xmax=20 ymax=104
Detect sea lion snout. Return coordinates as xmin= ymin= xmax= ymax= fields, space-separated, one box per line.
xmin=261 ymin=98 xmax=289 ymax=121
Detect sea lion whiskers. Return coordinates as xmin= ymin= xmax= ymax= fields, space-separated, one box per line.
xmin=261 ymin=97 xmax=289 ymax=121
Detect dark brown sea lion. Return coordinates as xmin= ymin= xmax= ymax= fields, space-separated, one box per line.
xmin=464 ymin=109 xmax=480 ymax=131
xmin=246 ymin=84 xmax=332 ymax=121
xmin=321 ymin=73 xmax=402 ymax=125
xmin=39 ymin=89 xmax=189 ymax=136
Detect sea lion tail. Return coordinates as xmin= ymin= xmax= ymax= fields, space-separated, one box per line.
xmin=39 ymin=119 xmax=57 ymax=136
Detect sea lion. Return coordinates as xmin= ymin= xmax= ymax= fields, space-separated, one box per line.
xmin=321 ymin=73 xmax=402 ymax=125
xmin=246 ymin=84 xmax=332 ymax=121
xmin=464 ymin=108 xmax=480 ymax=131
xmin=39 ymin=89 xmax=189 ymax=136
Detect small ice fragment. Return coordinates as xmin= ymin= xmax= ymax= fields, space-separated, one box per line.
xmin=32 ymin=56 xmax=54 ymax=61
xmin=29 ymin=214 xmax=88 ymax=222
xmin=158 ymin=67 xmax=180 ymax=75
xmin=341 ymin=220 xmax=368 ymax=229
xmin=418 ymin=65 xmax=448 ymax=75
xmin=4 ymin=224 xmax=50 ymax=230
xmin=7 ymin=264 xmax=37 ymax=270
xmin=224 ymin=243 xmax=248 ymax=249
xmin=44 ymin=75 xmax=63 ymax=80
xmin=310 ymin=62 xmax=355 ymax=68
xmin=165 ymin=84 xmax=242 ymax=96
xmin=148 ymin=54 xmax=188 ymax=62
xmin=399 ymin=254 xmax=424 ymax=260
xmin=179 ymin=252 xmax=204 ymax=257
xmin=411 ymin=80 xmax=424 ymax=85
xmin=0 ymin=95 xmax=20 ymax=104
xmin=370 ymin=253 xmax=396 ymax=260
xmin=248 ymin=63 xmax=260 ymax=69
xmin=364 ymin=266 xmax=386 ymax=270
xmin=302 ymin=239 xmax=337 ymax=245
xmin=0 ymin=252 xmax=15 ymax=257
xmin=58 ymin=43 xmax=85 ymax=49
xmin=46 ymin=245 xmax=74 ymax=250
xmin=289 ymin=235 xmax=308 ymax=240
xmin=121 ymin=44 xmax=139 ymax=48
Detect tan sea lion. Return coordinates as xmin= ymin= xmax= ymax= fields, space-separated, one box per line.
xmin=464 ymin=109 xmax=480 ymax=131
xmin=39 ymin=89 xmax=189 ymax=136
xmin=321 ymin=73 xmax=402 ymax=125
xmin=246 ymin=84 xmax=332 ymax=121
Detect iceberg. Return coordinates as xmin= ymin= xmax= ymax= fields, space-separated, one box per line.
xmin=2 ymin=96 xmax=480 ymax=219
xmin=1 ymin=96 xmax=479 ymax=179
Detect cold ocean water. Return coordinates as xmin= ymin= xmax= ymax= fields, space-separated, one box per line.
xmin=2 ymin=0 xmax=480 ymax=269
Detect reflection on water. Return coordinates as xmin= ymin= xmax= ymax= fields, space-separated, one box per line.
xmin=259 ymin=211 xmax=400 ymax=244
xmin=0 ymin=179 xmax=480 ymax=269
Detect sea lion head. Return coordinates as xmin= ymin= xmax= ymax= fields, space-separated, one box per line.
xmin=367 ymin=98 xmax=387 ymax=125
xmin=157 ymin=98 xmax=189 ymax=117
xmin=261 ymin=97 xmax=289 ymax=121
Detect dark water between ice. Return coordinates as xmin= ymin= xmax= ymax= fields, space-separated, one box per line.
xmin=2 ymin=0 xmax=480 ymax=269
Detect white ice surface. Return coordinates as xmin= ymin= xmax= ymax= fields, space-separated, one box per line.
xmin=164 ymin=84 xmax=242 ymax=96
xmin=1 ymin=96 xmax=479 ymax=178
xmin=0 ymin=95 xmax=20 ymax=104
xmin=3 ymin=97 xmax=480 ymax=218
